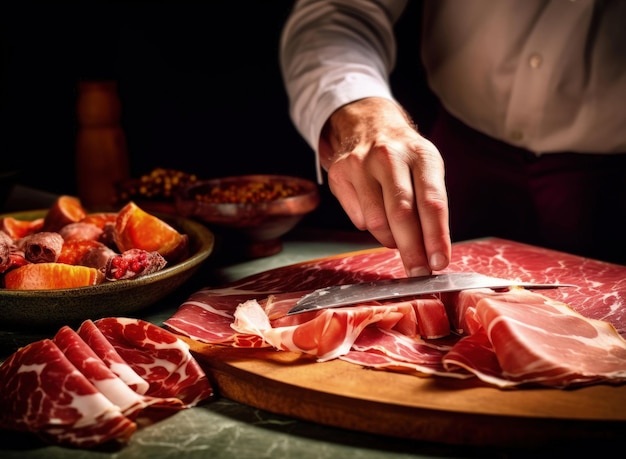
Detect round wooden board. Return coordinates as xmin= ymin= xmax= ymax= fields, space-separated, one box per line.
xmin=185 ymin=339 xmax=626 ymax=447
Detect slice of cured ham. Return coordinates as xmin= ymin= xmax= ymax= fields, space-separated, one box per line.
xmin=163 ymin=249 xmax=409 ymax=346
xmin=53 ymin=326 xmax=186 ymax=423
xmin=442 ymin=288 xmax=626 ymax=388
xmin=445 ymin=238 xmax=626 ymax=337
xmin=93 ymin=317 xmax=214 ymax=406
xmin=0 ymin=339 xmax=137 ymax=448
xmin=77 ymin=319 xmax=150 ymax=394
xmin=232 ymin=299 xmax=409 ymax=361
xmin=0 ymin=317 xmax=214 ymax=448
xmin=164 ymin=240 xmax=626 ymax=389
xmin=341 ymin=327 xmax=461 ymax=377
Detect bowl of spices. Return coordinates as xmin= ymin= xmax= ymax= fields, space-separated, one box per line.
xmin=175 ymin=174 xmax=319 ymax=258
xmin=115 ymin=168 xmax=199 ymax=215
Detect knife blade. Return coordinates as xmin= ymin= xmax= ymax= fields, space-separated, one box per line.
xmin=287 ymin=272 xmax=575 ymax=315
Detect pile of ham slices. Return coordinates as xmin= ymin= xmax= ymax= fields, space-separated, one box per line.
xmin=0 ymin=318 xmax=213 ymax=448
xmin=164 ymin=240 xmax=626 ymax=389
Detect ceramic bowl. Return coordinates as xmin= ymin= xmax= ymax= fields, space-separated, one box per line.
xmin=175 ymin=174 xmax=319 ymax=257
xmin=0 ymin=210 xmax=214 ymax=329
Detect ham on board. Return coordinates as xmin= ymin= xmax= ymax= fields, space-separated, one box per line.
xmin=0 ymin=317 xmax=214 ymax=449
xmin=164 ymin=238 xmax=626 ymax=389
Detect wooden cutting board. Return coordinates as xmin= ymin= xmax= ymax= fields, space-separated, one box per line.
xmin=183 ymin=240 xmax=626 ymax=447
xmin=187 ymin=339 xmax=626 ymax=447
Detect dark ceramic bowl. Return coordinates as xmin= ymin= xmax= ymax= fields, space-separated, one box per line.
xmin=0 ymin=210 xmax=214 ymax=329
xmin=175 ymin=174 xmax=319 ymax=257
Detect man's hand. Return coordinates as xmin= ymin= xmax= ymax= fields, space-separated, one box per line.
xmin=319 ymin=97 xmax=451 ymax=276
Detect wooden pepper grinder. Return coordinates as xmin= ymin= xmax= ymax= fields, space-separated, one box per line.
xmin=75 ymin=80 xmax=130 ymax=210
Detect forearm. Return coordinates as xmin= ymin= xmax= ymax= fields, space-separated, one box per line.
xmin=280 ymin=0 xmax=408 ymax=179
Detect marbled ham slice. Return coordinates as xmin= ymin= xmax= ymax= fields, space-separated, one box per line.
xmin=441 ymin=288 xmax=526 ymax=336
xmin=0 ymin=317 xmax=214 ymax=448
xmin=445 ymin=238 xmax=626 ymax=336
xmin=164 ymin=239 xmax=626 ymax=389
xmin=164 ymin=249 xmax=406 ymax=345
xmin=232 ymin=299 xmax=421 ymax=362
xmin=53 ymin=326 xmax=186 ymax=422
xmin=414 ymin=296 xmax=451 ymax=339
xmin=77 ymin=319 xmax=149 ymax=394
xmin=442 ymin=288 xmax=626 ymax=388
xmin=341 ymin=327 xmax=463 ymax=377
xmin=164 ymin=289 xmax=263 ymax=345
xmin=0 ymin=339 xmax=136 ymax=448
xmin=94 ymin=318 xmax=214 ymax=406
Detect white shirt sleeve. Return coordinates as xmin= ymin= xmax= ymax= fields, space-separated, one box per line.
xmin=280 ymin=0 xmax=408 ymax=182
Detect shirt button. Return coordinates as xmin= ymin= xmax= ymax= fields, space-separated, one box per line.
xmin=529 ymin=53 xmax=542 ymax=69
xmin=510 ymin=130 xmax=524 ymax=142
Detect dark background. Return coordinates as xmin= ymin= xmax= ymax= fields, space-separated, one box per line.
xmin=0 ymin=1 xmax=436 ymax=229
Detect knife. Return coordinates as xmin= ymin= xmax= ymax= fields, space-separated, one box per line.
xmin=287 ymin=272 xmax=575 ymax=315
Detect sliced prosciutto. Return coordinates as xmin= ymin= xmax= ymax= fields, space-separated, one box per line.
xmin=53 ymin=326 xmax=186 ymax=422
xmin=230 ymin=295 xmax=450 ymax=362
xmin=341 ymin=327 xmax=462 ymax=378
xmin=76 ymin=319 xmax=149 ymax=394
xmin=164 ymin=240 xmax=626 ymax=389
xmin=93 ymin=317 xmax=214 ymax=406
xmin=0 ymin=339 xmax=136 ymax=448
xmin=442 ymin=288 xmax=626 ymax=388
xmin=0 ymin=317 xmax=214 ymax=449
xmin=233 ymin=299 xmax=400 ymax=361
xmin=164 ymin=249 xmax=407 ymax=345
xmin=445 ymin=238 xmax=626 ymax=336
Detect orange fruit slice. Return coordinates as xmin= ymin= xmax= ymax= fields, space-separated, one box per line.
xmin=81 ymin=212 xmax=117 ymax=229
xmin=114 ymin=201 xmax=188 ymax=262
xmin=42 ymin=195 xmax=88 ymax=233
xmin=3 ymin=262 xmax=104 ymax=290
xmin=0 ymin=217 xmax=44 ymax=240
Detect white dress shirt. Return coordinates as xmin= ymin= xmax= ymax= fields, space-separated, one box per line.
xmin=280 ymin=0 xmax=626 ymax=181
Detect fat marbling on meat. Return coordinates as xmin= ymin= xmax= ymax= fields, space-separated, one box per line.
xmin=0 ymin=339 xmax=137 ymax=448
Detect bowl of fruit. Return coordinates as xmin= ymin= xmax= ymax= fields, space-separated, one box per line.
xmin=175 ymin=174 xmax=319 ymax=258
xmin=0 ymin=196 xmax=214 ymax=329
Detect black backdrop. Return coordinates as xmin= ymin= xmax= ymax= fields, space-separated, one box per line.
xmin=1 ymin=0 xmax=435 ymax=230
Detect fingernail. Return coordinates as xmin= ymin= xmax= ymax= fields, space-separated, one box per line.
xmin=409 ymin=266 xmax=431 ymax=277
xmin=429 ymin=252 xmax=448 ymax=271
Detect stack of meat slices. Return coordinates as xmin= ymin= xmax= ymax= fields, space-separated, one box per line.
xmin=0 ymin=317 xmax=213 ymax=448
xmin=164 ymin=240 xmax=626 ymax=389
